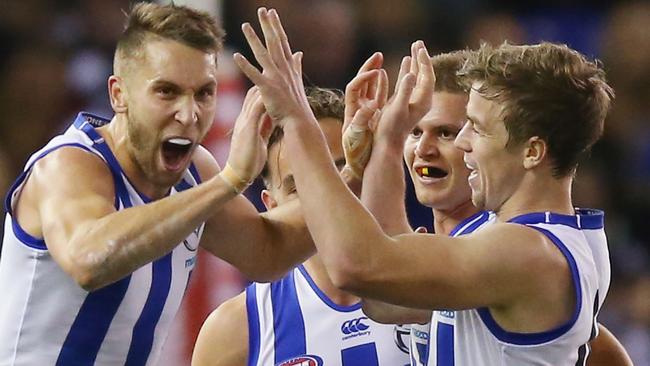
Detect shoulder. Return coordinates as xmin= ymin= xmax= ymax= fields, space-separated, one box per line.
xmin=193 ymin=292 xmax=249 ymax=366
xmin=30 ymin=145 xmax=114 ymax=199
xmin=191 ymin=145 xmax=220 ymax=182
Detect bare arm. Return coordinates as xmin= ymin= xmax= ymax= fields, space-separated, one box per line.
xmin=352 ymin=43 xmax=435 ymax=322
xmin=587 ymin=324 xmax=633 ymax=366
xmin=20 ymin=146 xmax=243 ymax=291
xmin=360 ymin=41 xmax=434 ymax=235
xmin=196 ymin=86 xmax=315 ymax=282
xmin=235 ymin=9 xmax=575 ymax=337
xmin=362 ymin=300 xmax=431 ymax=324
xmin=192 ymin=293 xmax=249 ymax=366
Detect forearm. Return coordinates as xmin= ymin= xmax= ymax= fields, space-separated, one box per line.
xmin=284 ymin=118 xmax=391 ymax=284
xmin=362 ymin=298 xmax=431 ymax=324
xmin=361 ymin=141 xmax=412 ymax=235
xmin=65 ymin=176 xmax=237 ymax=290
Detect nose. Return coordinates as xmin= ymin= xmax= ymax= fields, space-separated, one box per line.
xmin=414 ymin=132 xmax=440 ymax=159
xmin=454 ymin=121 xmax=472 ymax=153
xmin=175 ymin=95 xmax=199 ymax=126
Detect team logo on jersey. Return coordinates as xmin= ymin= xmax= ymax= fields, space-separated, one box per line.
xmin=394 ymin=324 xmax=411 ymax=354
xmin=341 ymin=317 xmax=371 ymax=340
xmin=277 ymin=355 xmax=323 ymax=366
xmin=341 ymin=316 xmax=370 ymax=334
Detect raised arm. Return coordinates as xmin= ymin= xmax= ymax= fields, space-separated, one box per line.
xmin=24 ymin=145 xmax=244 ymax=291
xmin=342 ymin=43 xmax=436 ymax=322
xmin=360 ymin=41 xmax=434 ymax=235
xmin=233 ymin=9 xmax=574 ymax=326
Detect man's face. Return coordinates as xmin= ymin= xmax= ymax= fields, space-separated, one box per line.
xmin=454 ymin=84 xmax=524 ymax=211
xmin=403 ymin=92 xmax=472 ymax=211
xmin=263 ymin=117 xmax=344 ymax=208
xmin=120 ymin=38 xmax=217 ymax=188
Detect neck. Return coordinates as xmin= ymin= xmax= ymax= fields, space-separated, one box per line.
xmin=432 ymin=199 xmax=481 ymax=235
xmin=99 ymin=115 xmax=170 ymax=200
xmin=496 ymin=172 xmax=574 ymax=222
xmin=303 ymin=256 xmax=360 ymax=306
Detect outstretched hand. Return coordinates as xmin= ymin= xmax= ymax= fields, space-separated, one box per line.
xmin=341 ymin=53 xmax=389 ymax=180
xmin=226 ymin=86 xmax=274 ymax=185
xmin=375 ymin=41 xmax=435 ymax=147
xmin=233 ymin=7 xmax=315 ymax=128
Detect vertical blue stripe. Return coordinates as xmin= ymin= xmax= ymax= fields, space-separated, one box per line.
xmin=341 ymin=343 xmax=379 ymax=366
xmin=271 ymin=271 xmax=306 ymax=364
xmin=56 ymin=276 xmax=132 ymax=365
xmin=124 ymin=252 xmax=174 ymax=366
xmin=188 ymin=162 xmax=202 ymax=184
xmin=246 ymin=285 xmax=261 ymax=366
xmin=436 ymin=323 xmax=454 ymax=366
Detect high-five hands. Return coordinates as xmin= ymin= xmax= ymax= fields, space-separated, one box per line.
xmin=376 ymin=41 xmax=435 ymax=147
xmin=341 ymin=53 xmax=389 ymax=180
xmin=341 ymin=41 xmax=436 ymax=180
xmin=233 ymin=8 xmax=315 ymax=128
xmin=222 ymin=86 xmax=272 ymax=193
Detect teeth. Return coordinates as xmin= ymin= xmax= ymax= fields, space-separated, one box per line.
xmin=168 ymin=138 xmax=192 ymax=146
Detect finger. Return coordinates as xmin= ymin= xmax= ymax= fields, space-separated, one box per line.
xmin=257 ymin=8 xmax=286 ymax=70
xmin=240 ymin=86 xmax=257 ymax=113
xmin=292 ymin=51 xmax=305 ymax=89
xmin=350 ymin=101 xmax=379 ymax=129
xmin=412 ymin=47 xmax=436 ymax=106
xmin=409 ymin=41 xmax=421 ymax=77
xmin=268 ymin=8 xmax=293 ymax=63
xmin=241 ymin=22 xmax=275 ymax=71
xmin=357 ymin=52 xmax=383 ymax=97
xmin=376 ymin=69 xmax=389 ymax=108
xmin=344 ymin=70 xmax=380 ymax=130
xmin=395 ymin=56 xmax=411 ymax=92
xmin=234 ymin=52 xmax=265 ymax=86
xmin=357 ymin=52 xmax=384 ymax=75
xmin=365 ymin=71 xmax=379 ymax=101
xmin=394 ymin=72 xmax=416 ymax=107
xmin=259 ymin=113 xmax=275 ymax=143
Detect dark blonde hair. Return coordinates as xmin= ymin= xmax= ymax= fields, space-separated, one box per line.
xmin=261 ymin=87 xmax=344 ymax=186
xmin=115 ymin=2 xmax=225 ymax=72
xmin=430 ymin=50 xmax=471 ymax=94
xmin=459 ymin=42 xmax=614 ymax=177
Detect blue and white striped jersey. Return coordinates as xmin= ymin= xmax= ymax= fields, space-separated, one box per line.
xmin=409 ymin=210 xmax=493 ymax=366
xmin=0 ymin=112 xmax=204 ymax=366
xmin=412 ymin=209 xmax=610 ymax=366
xmin=246 ymin=264 xmax=411 ymax=366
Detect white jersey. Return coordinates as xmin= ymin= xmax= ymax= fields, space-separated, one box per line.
xmin=0 ymin=112 xmax=204 ymax=366
xmin=423 ymin=209 xmax=610 ymax=366
xmin=246 ymin=265 xmax=411 ymax=366
xmin=409 ymin=211 xmax=494 ymax=366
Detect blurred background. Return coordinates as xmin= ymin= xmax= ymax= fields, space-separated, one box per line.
xmin=0 ymin=0 xmax=648 ymax=364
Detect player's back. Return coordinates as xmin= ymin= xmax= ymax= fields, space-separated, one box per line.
xmin=432 ymin=209 xmax=610 ymax=366
xmin=247 ymin=265 xmax=410 ymax=366
xmin=0 ymin=112 xmax=203 ymax=366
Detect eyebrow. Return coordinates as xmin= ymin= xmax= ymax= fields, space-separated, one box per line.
xmin=150 ymin=79 xmax=216 ymax=91
xmin=467 ymin=115 xmax=483 ymax=129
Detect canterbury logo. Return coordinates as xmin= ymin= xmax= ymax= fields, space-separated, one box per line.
xmin=341 ymin=317 xmax=370 ymax=334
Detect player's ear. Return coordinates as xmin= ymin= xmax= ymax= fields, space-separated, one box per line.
xmin=261 ymin=190 xmax=278 ymax=210
xmin=109 ymin=75 xmax=128 ymax=113
xmin=522 ymin=136 xmax=546 ymax=170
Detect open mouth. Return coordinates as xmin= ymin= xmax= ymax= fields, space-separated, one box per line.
xmin=161 ymin=137 xmax=193 ymax=171
xmin=415 ymin=166 xmax=448 ymax=179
